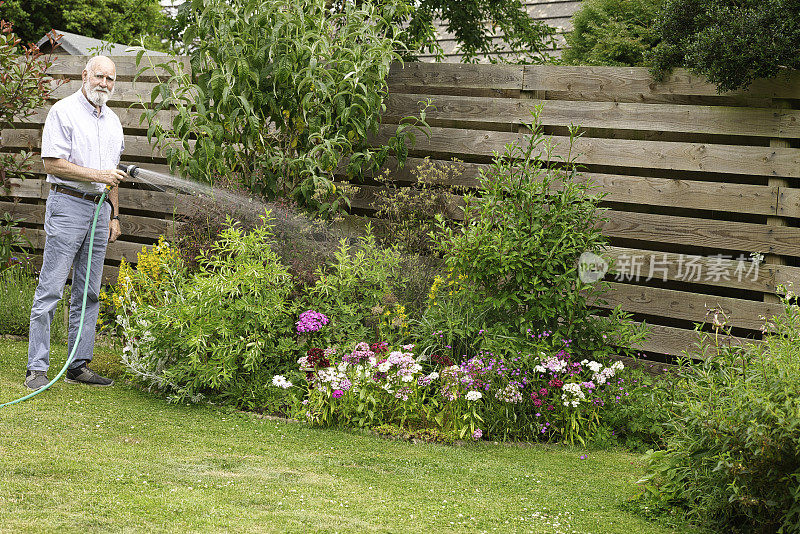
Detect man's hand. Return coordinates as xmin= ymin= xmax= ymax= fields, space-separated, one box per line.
xmin=95 ymin=168 xmax=127 ymax=187
xmin=109 ymin=219 xmax=121 ymax=243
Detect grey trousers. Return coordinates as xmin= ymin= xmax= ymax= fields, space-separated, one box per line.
xmin=28 ymin=190 xmax=110 ymax=371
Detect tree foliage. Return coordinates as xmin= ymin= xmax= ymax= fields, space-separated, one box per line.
xmin=649 ymin=0 xmax=800 ymax=92
xmin=0 ymin=0 xmax=167 ymax=50
xmin=306 ymin=0 xmax=559 ymax=64
xmin=563 ymin=0 xmax=662 ymax=67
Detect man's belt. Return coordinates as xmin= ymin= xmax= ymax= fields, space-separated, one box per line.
xmin=50 ymin=184 xmax=107 ymax=205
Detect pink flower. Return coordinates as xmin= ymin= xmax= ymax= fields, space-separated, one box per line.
xmin=332 ymin=389 xmax=344 ymax=399
xmin=472 ymin=429 xmax=483 ymax=440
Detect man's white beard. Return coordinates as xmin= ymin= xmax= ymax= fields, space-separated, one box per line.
xmin=83 ymin=81 xmax=114 ymax=107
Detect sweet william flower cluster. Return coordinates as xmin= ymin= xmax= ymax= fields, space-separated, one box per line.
xmin=296 ymin=310 xmax=329 ymax=334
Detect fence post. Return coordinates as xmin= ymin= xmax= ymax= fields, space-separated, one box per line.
xmin=764 ymin=99 xmax=791 ymax=304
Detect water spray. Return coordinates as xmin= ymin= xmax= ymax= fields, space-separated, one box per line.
xmin=117 ymin=164 xmax=165 ymax=192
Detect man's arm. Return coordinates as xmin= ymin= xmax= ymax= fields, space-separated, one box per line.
xmin=42 ymin=157 xmax=126 ymax=186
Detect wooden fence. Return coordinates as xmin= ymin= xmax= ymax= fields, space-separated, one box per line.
xmin=372 ymin=63 xmax=800 ymax=358
xmin=3 ymin=57 xmax=800 ymax=358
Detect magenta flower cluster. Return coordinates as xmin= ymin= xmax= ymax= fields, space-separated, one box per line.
xmin=296 ymin=310 xmax=330 ymax=334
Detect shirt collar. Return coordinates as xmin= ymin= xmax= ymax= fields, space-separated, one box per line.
xmin=77 ymin=89 xmax=104 ymax=118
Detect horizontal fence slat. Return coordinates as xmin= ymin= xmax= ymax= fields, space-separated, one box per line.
xmin=387 ymin=63 xmax=524 ymax=91
xmin=2 ymin=200 xmax=177 ymax=241
xmin=22 ymin=254 xmax=120 ymax=284
xmin=346 ymin=184 xmax=800 ymax=255
xmin=2 ymin=177 xmax=192 ymax=218
xmin=600 ymin=210 xmax=800 ymax=257
xmin=523 ymin=66 xmax=800 ymax=100
xmin=595 ymin=281 xmax=779 ymax=331
xmin=20 ymin=227 xmax=150 ymax=264
xmin=47 ymin=55 xmax=189 ymax=82
xmin=385 ymin=93 xmax=800 ymax=139
xmin=8 ymin=156 xmax=176 ymax=181
xmin=375 ymin=124 xmax=800 ymax=179
xmin=602 ymin=245 xmax=791 ymax=294
xmin=631 ymin=322 xmax=758 ymax=358
xmin=48 ymin=79 xmax=163 ymax=105
xmin=344 ymin=157 xmax=780 ymax=216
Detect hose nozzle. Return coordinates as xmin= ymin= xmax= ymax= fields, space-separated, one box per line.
xmin=117 ymin=163 xmax=140 ymax=178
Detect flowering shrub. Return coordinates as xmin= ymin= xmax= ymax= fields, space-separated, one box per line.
xmin=100 ymin=236 xmax=184 ymax=333
xmin=119 ymin=222 xmax=298 ymax=409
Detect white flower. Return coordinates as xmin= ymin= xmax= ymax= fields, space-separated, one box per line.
xmin=611 ymin=360 xmax=624 ymax=371
xmin=427 ymin=372 xmax=439 ymax=380
xmin=378 ymin=361 xmax=391 ymax=373
xmin=401 ymin=374 xmax=414 ymax=383
xmin=533 ymin=365 xmax=546 ymax=373
xmin=587 ymin=361 xmax=602 ymax=373
xmin=465 ymin=390 xmax=483 ymax=401
xmin=271 ymin=375 xmax=292 ymax=389
xmin=338 ymin=361 xmax=348 ymax=373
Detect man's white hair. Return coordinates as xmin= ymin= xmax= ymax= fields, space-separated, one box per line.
xmin=85 ymin=55 xmax=115 ymax=77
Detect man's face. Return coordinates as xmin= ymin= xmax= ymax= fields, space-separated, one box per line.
xmin=82 ymin=60 xmax=116 ymax=107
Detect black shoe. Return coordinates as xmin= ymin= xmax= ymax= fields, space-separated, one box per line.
xmin=25 ymin=370 xmax=50 ymax=391
xmin=65 ymin=365 xmax=114 ymax=387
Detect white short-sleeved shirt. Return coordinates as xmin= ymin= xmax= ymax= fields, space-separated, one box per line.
xmin=40 ymin=90 xmax=124 ymax=194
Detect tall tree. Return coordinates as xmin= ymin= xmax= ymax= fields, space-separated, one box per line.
xmin=0 ymin=0 xmax=167 ymax=50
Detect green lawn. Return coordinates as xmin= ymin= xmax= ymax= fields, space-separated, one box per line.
xmin=0 ymin=340 xmax=700 ymax=533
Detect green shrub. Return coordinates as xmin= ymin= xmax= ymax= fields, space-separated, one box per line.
xmin=120 ymin=220 xmax=298 ymax=409
xmin=649 ymin=0 xmax=800 ymax=92
xmin=0 ymin=264 xmax=68 ymax=343
xmin=435 ymin=107 xmax=647 ymax=358
xmin=635 ymin=287 xmax=800 ymax=532
xmin=564 ymin=0 xmax=662 ymax=67
xmin=598 ymin=367 xmax=674 ymax=451
xmin=305 ymin=227 xmax=402 ymax=346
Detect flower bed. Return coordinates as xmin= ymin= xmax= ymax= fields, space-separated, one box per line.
xmin=276 ymin=322 xmax=630 ymax=444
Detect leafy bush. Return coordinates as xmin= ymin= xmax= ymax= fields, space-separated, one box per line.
xmin=304 ymin=228 xmax=402 ymax=346
xmin=435 ymin=107 xmax=646 ymax=357
xmin=0 ymin=0 xmax=168 ymax=51
xmin=119 ymin=221 xmax=298 ymax=409
xmin=649 ymin=0 xmax=800 ymax=92
xmin=563 ymin=0 xmax=662 ymax=66
xmin=598 ymin=367 xmax=674 ymax=451
xmin=0 ymin=263 xmax=67 ymax=342
xmin=139 ymin=0 xmax=426 ymax=216
xmin=635 ymin=287 xmax=800 ymax=532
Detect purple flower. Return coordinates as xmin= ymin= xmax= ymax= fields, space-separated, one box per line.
xmin=472 ymin=428 xmax=483 ymax=440
xmin=332 ymin=389 xmax=344 ymax=399
xmin=296 ymin=310 xmax=330 ymax=334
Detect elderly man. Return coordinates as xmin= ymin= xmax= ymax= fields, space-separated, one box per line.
xmin=25 ymin=55 xmax=128 ymax=391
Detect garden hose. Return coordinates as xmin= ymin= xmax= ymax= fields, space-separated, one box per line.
xmin=0 ymin=185 xmax=111 ymax=408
